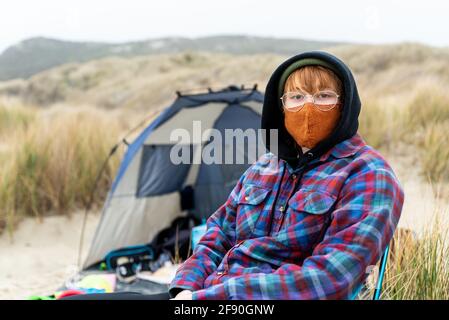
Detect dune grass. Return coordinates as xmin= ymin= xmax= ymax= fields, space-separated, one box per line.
xmin=0 ymin=106 xmax=124 ymax=235
xmin=401 ymin=88 xmax=449 ymax=185
xmin=357 ymin=85 xmax=449 ymax=185
xmin=358 ymin=99 xmax=397 ymax=151
xmin=418 ymin=121 xmax=449 ymax=184
xmin=383 ymin=205 xmax=449 ymax=300
xmin=405 ymin=88 xmax=449 ymax=130
xmin=0 ymin=100 xmax=36 ymax=136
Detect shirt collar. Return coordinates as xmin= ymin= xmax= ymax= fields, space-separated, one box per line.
xmin=318 ymin=132 xmax=366 ymax=162
xmin=284 ymin=133 xmax=367 ymax=174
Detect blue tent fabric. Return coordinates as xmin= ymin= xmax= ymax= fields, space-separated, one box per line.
xmin=110 ymin=106 xmax=172 ymax=194
xmin=136 ymin=144 xmax=193 ymax=197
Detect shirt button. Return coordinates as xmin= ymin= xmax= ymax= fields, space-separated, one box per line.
xmin=279 ymin=206 xmax=285 ymax=212
xmin=244 ymin=196 xmax=249 ymax=201
xmin=291 ymin=174 xmax=297 ymax=179
xmin=217 ymin=271 xmax=223 ymax=275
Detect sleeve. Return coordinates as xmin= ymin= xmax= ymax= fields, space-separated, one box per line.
xmin=191 ymin=165 xmax=405 ymax=300
xmin=168 ymin=171 xmax=244 ymax=298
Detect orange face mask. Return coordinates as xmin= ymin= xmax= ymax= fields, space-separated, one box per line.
xmin=284 ymin=102 xmax=342 ymax=149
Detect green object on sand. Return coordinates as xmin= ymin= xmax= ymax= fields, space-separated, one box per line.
xmin=27 ymin=295 xmax=55 ymax=300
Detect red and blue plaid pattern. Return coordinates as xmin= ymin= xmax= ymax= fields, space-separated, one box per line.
xmin=169 ymin=132 xmax=404 ymax=299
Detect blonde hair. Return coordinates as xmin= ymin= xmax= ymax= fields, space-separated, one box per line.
xmin=283 ymin=65 xmax=343 ymax=96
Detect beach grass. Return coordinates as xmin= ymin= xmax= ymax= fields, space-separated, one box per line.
xmin=0 ymin=106 xmax=123 ymax=235
xmin=383 ymin=205 xmax=449 ymax=300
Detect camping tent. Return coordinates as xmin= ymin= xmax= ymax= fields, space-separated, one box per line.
xmin=83 ymin=85 xmax=265 ymax=269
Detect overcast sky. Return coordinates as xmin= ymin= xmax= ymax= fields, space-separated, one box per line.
xmin=1 ymin=0 xmax=448 ymax=53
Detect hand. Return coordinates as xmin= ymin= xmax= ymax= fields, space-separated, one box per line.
xmin=170 ymin=289 xmax=193 ymax=300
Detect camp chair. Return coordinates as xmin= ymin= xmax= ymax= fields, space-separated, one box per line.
xmin=350 ymin=244 xmax=390 ymax=300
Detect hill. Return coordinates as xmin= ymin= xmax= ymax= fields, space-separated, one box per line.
xmin=0 ymin=35 xmax=343 ymax=81
xmin=0 ymin=42 xmax=448 ymax=111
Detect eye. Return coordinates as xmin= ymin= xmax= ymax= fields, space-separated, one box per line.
xmin=291 ymin=93 xmax=305 ymax=100
xmin=317 ymin=93 xmax=331 ymax=99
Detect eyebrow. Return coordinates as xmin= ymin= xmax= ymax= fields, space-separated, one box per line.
xmin=291 ymin=86 xmax=335 ymax=93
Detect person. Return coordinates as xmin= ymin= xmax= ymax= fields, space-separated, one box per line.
xmin=168 ymin=50 xmax=404 ymax=300
xmin=63 ymin=50 xmax=404 ymax=300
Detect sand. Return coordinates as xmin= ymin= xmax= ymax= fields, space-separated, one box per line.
xmin=0 ymin=211 xmax=100 ymax=300
xmin=385 ymin=149 xmax=449 ymax=232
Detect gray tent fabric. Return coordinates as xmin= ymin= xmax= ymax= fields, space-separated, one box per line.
xmin=83 ymin=86 xmax=265 ymax=269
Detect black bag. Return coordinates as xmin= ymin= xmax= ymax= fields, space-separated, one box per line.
xmin=150 ymin=214 xmax=200 ymax=260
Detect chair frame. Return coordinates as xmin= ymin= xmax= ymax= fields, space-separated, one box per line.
xmin=373 ymin=244 xmax=390 ymax=300
xmin=350 ymin=244 xmax=390 ymax=300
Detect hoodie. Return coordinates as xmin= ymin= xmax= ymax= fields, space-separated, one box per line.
xmin=261 ymin=50 xmax=361 ymax=168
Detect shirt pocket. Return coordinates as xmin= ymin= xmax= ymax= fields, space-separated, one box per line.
xmin=282 ymin=189 xmax=337 ymax=252
xmin=236 ymin=184 xmax=271 ymax=236
xmin=289 ymin=189 xmax=338 ymax=215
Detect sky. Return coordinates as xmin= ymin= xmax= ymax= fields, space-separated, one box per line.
xmin=1 ymin=0 xmax=448 ymax=53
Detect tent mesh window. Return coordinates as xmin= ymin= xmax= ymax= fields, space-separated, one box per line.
xmin=136 ymin=144 xmax=193 ymax=197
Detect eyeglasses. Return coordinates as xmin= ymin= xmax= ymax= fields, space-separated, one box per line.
xmin=280 ymin=90 xmax=340 ymax=112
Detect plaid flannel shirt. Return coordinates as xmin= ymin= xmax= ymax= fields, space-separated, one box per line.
xmin=169 ymin=132 xmax=404 ymax=299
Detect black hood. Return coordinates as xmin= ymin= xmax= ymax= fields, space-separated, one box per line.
xmin=261 ymin=50 xmax=361 ymax=168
